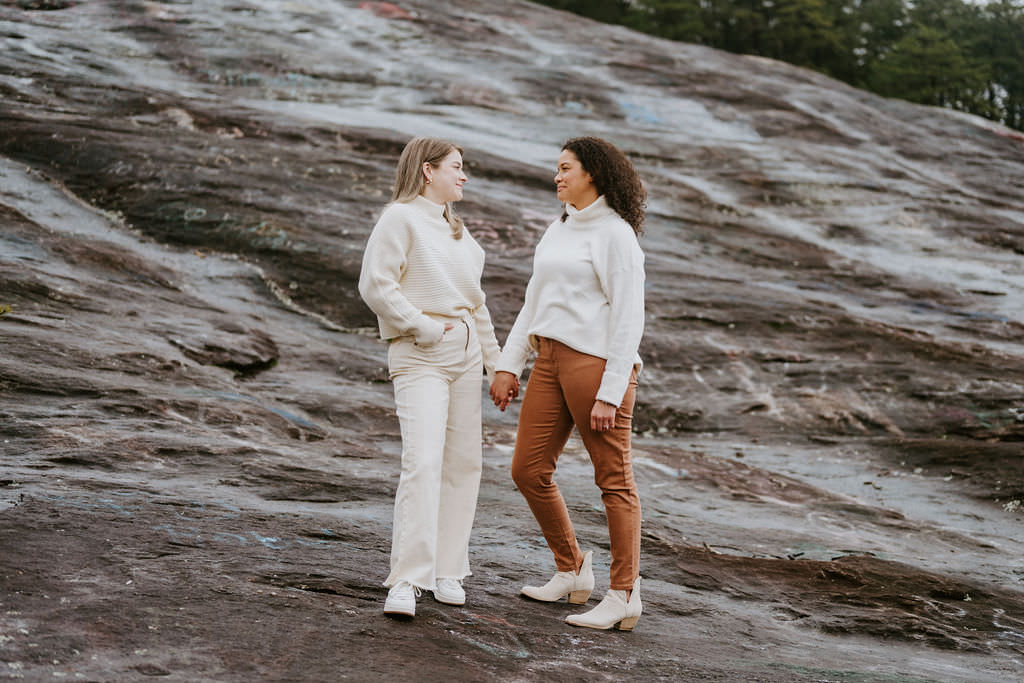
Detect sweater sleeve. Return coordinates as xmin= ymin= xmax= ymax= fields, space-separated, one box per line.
xmin=593 ymin=227 xmax=645 ymax=406
xmin=495 ymin=227 xmax=554 ymax=378
xmin=472 ymin=302 xmax=501 ymax=378
xmin=494 ymin=274 xmax=537 ymax=378
xmin=358 ymin=206 xmax=445 ymax=345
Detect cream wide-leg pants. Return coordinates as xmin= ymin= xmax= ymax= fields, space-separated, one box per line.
xmin=383 ymin=319 xmax=484 ymax=590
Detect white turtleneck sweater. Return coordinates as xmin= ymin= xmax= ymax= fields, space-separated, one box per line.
xmin=496 ymin=195 xmax=645 ymax=406
xmin=358 ymin=194 xmax=501 ymax=376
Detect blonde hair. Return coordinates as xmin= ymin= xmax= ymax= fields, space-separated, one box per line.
xmin=392 ymin=136 xmax=465 ymax=239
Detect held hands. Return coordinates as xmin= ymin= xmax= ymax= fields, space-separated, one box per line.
xmin=590 ymin=400 xmax=617 ymax=432
xmin=489 ymin=370 xmax=520 ymax=411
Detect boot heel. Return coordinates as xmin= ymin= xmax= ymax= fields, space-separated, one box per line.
xmin=616 ymin=616 xmax=639 ymax=631
xmin=568 ymin=588 xmax=592 ymax=604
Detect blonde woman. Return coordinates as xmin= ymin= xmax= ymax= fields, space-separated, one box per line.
xmin=490 ymin=137 xmax=646 ymax=631
xmin=359 ymin=137 xmax=509 ymax=617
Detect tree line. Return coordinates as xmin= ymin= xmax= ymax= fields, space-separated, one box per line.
xmin=535 ymin=0 xmax=1024 ymax=131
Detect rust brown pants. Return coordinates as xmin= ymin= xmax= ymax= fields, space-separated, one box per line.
xmin=510 ymin=337 xmax=641 ymax=590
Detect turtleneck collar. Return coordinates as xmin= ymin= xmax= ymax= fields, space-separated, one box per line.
xmin=564 ymin=195 xmax=613 ymax=224
xmin=411 ymin=193 xmax=446 ymax=218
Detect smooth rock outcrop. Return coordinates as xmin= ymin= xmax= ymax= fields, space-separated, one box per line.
xmin=1 ymin=1 xmax=1022 ymax=681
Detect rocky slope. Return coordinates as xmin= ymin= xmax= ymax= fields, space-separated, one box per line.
xmin=1 ymin=1 xmax=1023 ymax=681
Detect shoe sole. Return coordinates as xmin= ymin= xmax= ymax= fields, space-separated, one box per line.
xmin=433 ymin=596 xmax=465 ymax=605
xmin=433 ymin=592 xmax=465 ymax=605
xmin=520 ymin=588 xmax=593 ymax=604
xmin=564 ymin=615 xmax=640 ymax=631
xmin=384 ymin=601 xmax=416 ymax=618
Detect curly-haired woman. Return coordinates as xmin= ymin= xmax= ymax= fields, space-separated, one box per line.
xmin=490 ymin=136 xmax=646 ymax=631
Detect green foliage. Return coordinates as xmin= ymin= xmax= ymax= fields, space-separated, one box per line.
xmin=830 ymin=0 xmax=909 ymax=85
xmin=536 ymin=0 xmax=632 ymax=24
xmin=978 ymin=0 xmax=1024 ymax=129
xmin=870 ymin=25 xmax=992 ymax=115
xmin=531 ymin=0 xmax=1024 ymax=132
xmin=627 ymin=1 xmax=706 ymax=43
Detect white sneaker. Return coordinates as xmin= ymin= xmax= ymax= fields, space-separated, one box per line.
xmin=433 ymin=578 xmax=465 ymax=606
xmin=384 ymin=581 xmax=420 ymax=617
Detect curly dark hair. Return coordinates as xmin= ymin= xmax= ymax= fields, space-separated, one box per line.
xmin=560 ymin=136 xmax=646 ymax=235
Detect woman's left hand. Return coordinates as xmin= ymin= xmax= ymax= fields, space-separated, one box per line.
xmin=590 ymin=400 xmax=617 ymax=432
xmin=489 ymin=371 xmax=520 ymax=411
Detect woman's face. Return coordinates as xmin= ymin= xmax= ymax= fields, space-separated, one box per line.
xmin=423 ymin=149 xmax=467 ymax=203
xmin=554 ymin=149 xmax=596 ymax=209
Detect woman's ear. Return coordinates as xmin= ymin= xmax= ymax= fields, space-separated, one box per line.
xmin=422 ymin=162 xmax=432 ymax=184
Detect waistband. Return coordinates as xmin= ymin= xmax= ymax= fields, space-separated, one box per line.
xmin=425 ymin=312 xmax=471 ymax=324
xmin=535 ymin=336 xmax=574 ymax=353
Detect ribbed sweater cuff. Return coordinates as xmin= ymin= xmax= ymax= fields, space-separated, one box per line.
xmin=596 ymin=370 xmax=630 ymax=408
xmin=494 ymin=358 xmax=524 ymax=378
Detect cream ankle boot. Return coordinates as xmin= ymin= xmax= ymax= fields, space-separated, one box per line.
xmin=565 ymin=576 xmax=642 ymax=631
xmin=521 ymin=550 xmax=594 ymax=604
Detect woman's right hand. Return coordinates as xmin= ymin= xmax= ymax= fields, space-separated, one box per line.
xmin=489 ymin=371 xmax=519 ymax=411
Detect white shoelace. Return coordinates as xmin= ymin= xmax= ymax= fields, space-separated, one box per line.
xmin=391 ymin=581 xmax=421 ymax=598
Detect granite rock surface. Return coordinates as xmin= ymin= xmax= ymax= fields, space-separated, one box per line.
xmin=1 ymin=1 xmax=1023 ymax=681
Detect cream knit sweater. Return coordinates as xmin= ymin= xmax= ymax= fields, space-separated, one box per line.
xmin=496 ymin=195 xmax=645 ymax=406
xmin=358 ymin=195 xmax=501 ymax=376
